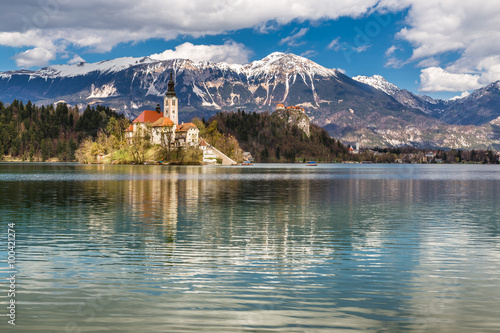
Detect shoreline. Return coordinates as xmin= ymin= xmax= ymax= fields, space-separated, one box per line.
xmin=1 ymin=158 xmax=494 ymax=165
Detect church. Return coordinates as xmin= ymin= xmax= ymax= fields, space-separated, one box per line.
xmin=125 ymin=72 xmax=200 ymax=147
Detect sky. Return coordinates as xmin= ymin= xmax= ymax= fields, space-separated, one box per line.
xmin=0 ymin=0 xmax=499 ymax=100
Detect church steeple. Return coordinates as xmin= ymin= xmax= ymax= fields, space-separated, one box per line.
xmin=164 ymin=70 xmax=178 ymax=125
xmin=166 ymin=71 xmax=176 ymax=97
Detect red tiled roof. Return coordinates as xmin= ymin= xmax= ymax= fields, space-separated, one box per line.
xmin=176 ymin=122 xmax=197 ymax=132
xmin=132 ymin=110 xmax=163 ymax=124
xmin=199 ymin=139 xmax=208 ymax=146
xmin=152 ymin=117 xmax=175 ymax=127
xmin=124 ymin=124 xmax=133 ymax=132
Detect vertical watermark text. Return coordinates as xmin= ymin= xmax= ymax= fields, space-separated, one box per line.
xmin=6 ymin=222 xmax=17 ymax=326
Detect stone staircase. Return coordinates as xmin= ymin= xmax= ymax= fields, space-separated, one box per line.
xmin=201 ymin=139 xmax=238 ymax=165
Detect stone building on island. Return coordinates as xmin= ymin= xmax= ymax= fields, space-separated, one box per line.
xmin=125 ymin=72 xmax=199 ymax=147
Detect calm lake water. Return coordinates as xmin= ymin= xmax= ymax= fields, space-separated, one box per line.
xmin=1 ymin=163 xmax=500 ymax=332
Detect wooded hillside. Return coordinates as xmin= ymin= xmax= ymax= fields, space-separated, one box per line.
xmin=209 ymin=110 xmax=349 ymax=162
xmin=0 ymin=100 xmax=126 ymax=161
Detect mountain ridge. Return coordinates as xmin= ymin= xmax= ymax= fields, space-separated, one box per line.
xmin=1 ymin=52 xmax=500 ymax=149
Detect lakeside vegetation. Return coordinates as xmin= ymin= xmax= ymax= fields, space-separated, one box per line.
xmin=0 ymin=100 xmax=125 ymax=162
xmin=0 ymin=99 xmax=499 ymax=164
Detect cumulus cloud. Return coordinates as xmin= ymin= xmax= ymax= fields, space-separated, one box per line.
xmin=419 ymin=67 xmax=481 ymax=92
xmin=376 ymin=0 xmax=500 ymax=92
xmin=149 ymin=41 xmax=252 ymax=64
xmin=0 ymin=0 xmax=379 ymax=53
xmin=449 ymin=91 xmax=471 ymax=101
xmin=14 ymin=47 xmax=55 ymax=68
xmin=68 ymin=55 xmax=85 ymax=65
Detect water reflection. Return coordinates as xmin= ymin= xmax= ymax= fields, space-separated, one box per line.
xmin=0 ymin=163 xmax=500 ymax=332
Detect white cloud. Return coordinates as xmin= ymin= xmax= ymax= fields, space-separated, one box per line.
xmin=354 ymin=45 xmax=371 ymax=53
xmin=149 ymin=41 xmax=252 ymax=64
xmin=14 ymin=47 xmax=55 ymax=68
xmin=385 ymin=57 xmax=404 ymax=69
xmin=416 ymin=58 xmax=440 ymax=68
xmin=327 ymin=37 xmax=341 ymax=50
xmin=449 ymin=91 xmax=470 ymax=101
xmin=0 ymin=0 xmax=380 ymax=55
xmin=376 ymin=0 xmax=500 ymax=92
xmin=385 ymin=45 xmax=398 ymax=57
xmin=68 ymin=55 xmax=85 ymax=65
xmin=300 ymin=50 xmax=318 ymax=58
xmin=327 ymin=37 xmax=370 ymax=54
xmin=419 ymin=67 xmax=481 ymax=92
xmin=279 ymin=28 xmax=309 ymax=47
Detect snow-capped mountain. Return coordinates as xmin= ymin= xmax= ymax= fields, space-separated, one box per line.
xmin=353 ymin=75 xmax=450 ymax=116
xmin=1 ymin=52 xmax=500 ymax=149
xmin=354 ymin=74 xmax=500 ymax=127
xmin=438 ymin=81 xmax=500 ymax=125
xmin=0 ymin=52 xmax=404 ymax=121
xmin=353 ymin=75 xmax=399 ymax=96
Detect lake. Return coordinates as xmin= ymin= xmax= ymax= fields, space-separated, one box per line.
xmin=1 ymin=163 xmax=500 ymax=332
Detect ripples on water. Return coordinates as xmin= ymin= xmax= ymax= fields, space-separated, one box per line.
xmin=1 ymin=163 xmax=500 ymax=332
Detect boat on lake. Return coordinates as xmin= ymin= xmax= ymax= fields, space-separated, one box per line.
xmin=306 ymin=161 xmax=318 ymax=166
xmin=241 ymin=161 xmax=253 ymax=166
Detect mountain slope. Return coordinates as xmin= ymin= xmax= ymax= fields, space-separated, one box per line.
xmin=355 ymin=75 xmax=500 ymax=126
xmin=439 ymin=81 xmax=500 ymax=125
xmin=353 ymin=75 xmax=450 ymax=117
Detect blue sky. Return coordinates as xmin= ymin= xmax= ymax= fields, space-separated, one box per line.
xmin=1 ymin=1 xmax=499 ymax=100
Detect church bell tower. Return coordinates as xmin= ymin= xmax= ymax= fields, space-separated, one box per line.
xmin=164 ymin=71 xmax=178 ymax=125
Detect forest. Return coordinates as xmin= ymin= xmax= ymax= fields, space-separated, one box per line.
xmin=209 ymin=110 xmax=349 ymax=162
xmin=0 ymin=99 xmax=126 ymax=161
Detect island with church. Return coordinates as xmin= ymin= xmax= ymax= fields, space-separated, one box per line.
xmin=75 ymin=70 xmax=333 ymax=165
xmin=78 ymin=72 xmax=241 ymax=165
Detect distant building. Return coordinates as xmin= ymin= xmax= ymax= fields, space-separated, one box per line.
xmin=274 ymin=103 xmax=310 ymax=136
xmin=425 ymin=152 xmax=435 ymax=162
xmin=125 ymin=72 xmax=199 ymax=147
xmin=276 ymin=104 xmax=305 ymax=113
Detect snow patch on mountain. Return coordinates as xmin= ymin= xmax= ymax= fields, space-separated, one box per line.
xmin=243 ymin=52 xmax=338 ymax=79
xmin=145 ymin=82 xmax=163 ymax=97
xmin=353 ymin=75 xmax=400 ymax=95
xmin=88 ymin=83 xmax=118 ymax=99
xmin=192 ymin=83 xmax=206 ymax=98
xmin=33 ymin=57 xmax=157 ymax=78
